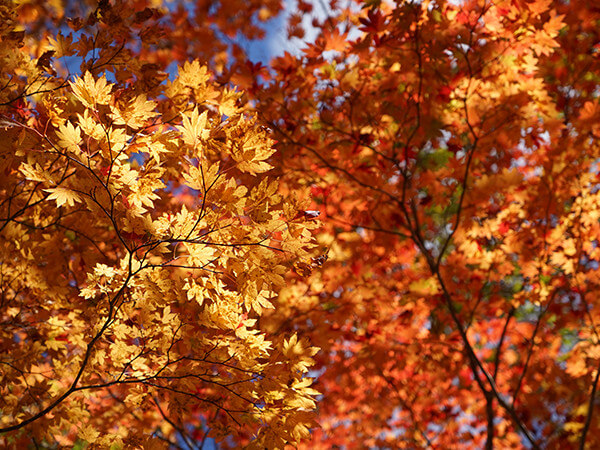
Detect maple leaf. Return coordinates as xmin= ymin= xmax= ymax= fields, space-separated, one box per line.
xmin=78 ymin=425 xmax=100 ymax=444
xmin=527 ymin=0 xmax=553 ymax=17
xmin=178 ymin=60 xmax=210 ymax=88
xmin=56 ymin=121 xmax=82 ymax=151
xmin=110 ymin=94 xmax=157 ymax=129
xmin=359 ymin=8 xmax=385 ymax=33
xmin=70 ymin=71 xmax=112 ymax=108
xmin=19 ymin=163 xmax=50 ymax=182
xmin=47 ymin=32 xmax=74 ymax=58
xmin=44 ymin=186 xmax=82 ymax=207
xmin=177 ymin=106 xmax=209 ymax=148
xmin=322 ymin=28 xmax=348 ymax=52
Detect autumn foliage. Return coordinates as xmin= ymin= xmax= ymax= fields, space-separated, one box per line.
xmin=0 ymin=1 xmax=318 ymax=448
xmin=2 ymin=0 xmax=600 ymax=448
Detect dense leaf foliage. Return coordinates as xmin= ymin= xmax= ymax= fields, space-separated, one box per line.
xmin=2 ymin=0 xmax=600 ymax=448
xmin=258 ymin=0 xmax=600 ymax=448
xmin=0 ymin=1 xmax=318 ymax=448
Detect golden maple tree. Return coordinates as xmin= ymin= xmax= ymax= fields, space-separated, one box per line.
xmin=0 ymin=1 xmax=318 ymax=448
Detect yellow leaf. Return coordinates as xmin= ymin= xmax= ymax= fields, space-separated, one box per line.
xmin=45 ymin=338 xmax=66 ymax=352
xmin=56 ymin=121 xmax=81 ymax=151
xmin=47 ymin=32 xmax=74 ymax=58
xmin=110 ymin=94 xmax=157 ymax=129
xmin=77 ymin=109 xmax=104 ymax=140
xmin=409 ymin=277 xmax=440 ymax=295
xmin=70 ymin=71 xmax=112 ymax=108
xmin=44 ymin=186 xmax=82 ymax=207
xmin=124 ymin=387 xmax=147 ymax=407
xmin=217 ymin=88 xmax=242 ymax=116
xmin=188 ymin=244 xmax=216 ymax=266
xmin=177 ymin=107 xmax=209 ymax=148
xmin=182 ymin=162 xmax=220 ymax=191
xmin=177 ymin=60 xmax=210 ymax=88
xmin=79 ymin=425 xmax=100 ymax=444
xmin=19 ymin=162 xmax=49 ymax=182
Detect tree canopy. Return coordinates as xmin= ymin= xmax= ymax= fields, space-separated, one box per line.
xmin=2 ymin=0 xmax=600 ymax=448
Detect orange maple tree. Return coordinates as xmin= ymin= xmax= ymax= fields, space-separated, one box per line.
xmin=3 ymin=0 xmax=600 ymax=448
xmin=255 ymin=0 xmax=600 ymax=448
